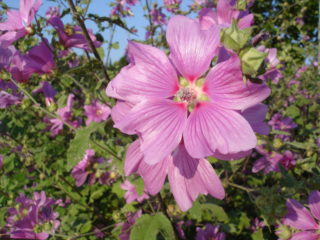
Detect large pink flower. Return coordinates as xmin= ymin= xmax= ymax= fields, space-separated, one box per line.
xmin=107 ymin=15 xmax=270 ymax=164
xmin=107 ymin=15 xmax=270 ymax=211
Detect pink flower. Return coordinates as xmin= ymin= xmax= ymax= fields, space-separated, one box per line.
xmin=163 ymin=0 xmax=181 ymax=12
xmin=278 ymin=191 xmax=320 ymax=240
xmin=118 ymin=210 xmax=142 ymax=240
xmin=199 ymin=0 xmax=253 ymax=30
xmin=196 ymin=224 xmax=226 ymax=240
xmin=252 ymin=146 xmax=296 ymax=174
xmin=120 ymin=180 xmax=149 ymax=204
xmin=46 ymin=7 xmax=101 ymax=51
xmin=32 ymin=81 xmax=57 ymax=107
xmin=107 ymin=15 xmax=270 ymax=211
xmin=84 ymin=101 xmax=111 ymax=126
xmin=46 ymin=94 xmax=80 ymax=137
xmin=71 ymin=149 xmax=114 ymax=187
xmin=150 ymin=7 xmax=167 ymax=25
xmin=0 ymin=0 xmax=42 ymax=47
xmin=107 ymin=15 xmax=270 ymax=164
xmin=0 ymin=155 xmax=3 ymax=169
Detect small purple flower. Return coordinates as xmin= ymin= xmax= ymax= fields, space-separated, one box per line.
xmin=0 ymin=155 xmax=3 ymax=169
xmin=0 ymin=91 xmax=21 ymax=108
xmin=33 ymin=81 xmax=57 ymax=107
xmin=150 ymin=7 xmax=167 ymax=25
xmin=257 ymin=47 xmax=282 ymax=84
xmin=196 ymin=224 xmax=226 ymax=240
xmin=46 ymin=94 xmax=80 ymax=137
xmin=121 ymin=180 xmax=149 ymax=204
xmin=84 ymin=100 xmax=111 ymax=126
xmin=26 ymin=39 xmax=55 ymax=75
xmin=163 ymin=0 xmax=181 ymax=12
xmin=46 ymin=7 xmax=101 ymax=51
xmin=71 ymin=149 xmax=114 ymax=187
xmin=118 ymin=210 xmax=142 ymax=240
xmin=252 ymin=146 xmax=296 ymax=174
xmin=250 ymin=218 xmax=265 ymax=232
xmin=269 ymin=113 xmax=297 ymax=132
xmin=277 ymin=191 xmax=320 ymax=240
xmin=9 ymin=49 xmax=33 ymax=83
xmin=6 ymin=191 xmax=61 ymax=240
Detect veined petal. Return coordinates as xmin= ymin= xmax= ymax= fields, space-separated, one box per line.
xmin=241 ymin=104 xmax=270 ymax=135
xmin=20 ymin=0 xmax=42 ymax=25
xmin=0 ymin=10 xmax=24 ymax=31
xmin=168 ymin=143 xmax=225 ymax=211
xmin=217 ymin=0 xmax=238 ymax=25
xmin=138 ymin=156 xmax=170 ymax=195
xmin=111 ymin=100 xmax=135 ymax=125
xmin=308 ymin=191 xmax=320 ymax=221
xmin=166 ymin=15 xmax=220 ymax=82
xmin=124 ymin=140 xmax=143 ymax=176
xmin=290 ymin=232 xmax=320 ymax=240
xmin=184 ymin=102 xmax=256 ymax=159
xmin=238 ymin=14 xmax=254 ymax=29
xmin=203 ymin=55 xmax=271 ymax=110
xmin=115 ymin=99 xmax=187 ymax=164
xmin=283 ymin=199 xmax=318 ymax=231
xmin=106 ymin=41 xmax=179 ymax=102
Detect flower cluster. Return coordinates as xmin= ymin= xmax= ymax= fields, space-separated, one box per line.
xmin=5 ymin=191 xmax=61 ymax=240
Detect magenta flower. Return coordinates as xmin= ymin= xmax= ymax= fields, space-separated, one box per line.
xmin=84 ymin=101 xmax=111 ymax=126
xmin=121 ymin=180 xmax=149 ymax=204
xmin=0 ymin=155 xmax=3 ymax=169
xmin=33 ymin=81 xmax=57 ymax=107
xmin=118 ymin=210 xmax=142 ymax=240
xmin=6 ymin=191 xmax=61 ymax=240
xmin=250 ymin=218 xmax=265 ymax=232
xmin=252 ymin=146 xmax=296 ymax=174
xmin=269 ymin=113 xmax=297 ymax=132
xmin=150 ymin=7 xmax=167 ymax=25
xmin=71 ymin=149 xmax=114 ymax=187
xmin=46 ymin=7 xmax=101 ymax=51
xmin=107 ymin=15 xmax=269 ymax=211
xmin=9 ymin=49 xmax=33 ymax=83
xmin=0 ymin=0 xmax=42 ymax=47
xmin=0 ymin=79 xmax=21 ymax=108
xmin=47 ymin=94 xmax=80 ymax=137
xmin=199 ymin=0 xmax=253 ymax=30
xmin=108 ymin=15 xmax=270 ymax=164
xmin=257 ymin=47 xmax=282 ymax=83
xmin=26 ymin=39 xmax=55 ymax=75
xmin=278 ymin=191 xmax=320 ymax=240
xmin=0 ymin=46 xmax=15 ymax=69
xmin=163 ymin=0 xmax=181 ymax=12
xmin=196 ymin=224 xmax=226 ymax=240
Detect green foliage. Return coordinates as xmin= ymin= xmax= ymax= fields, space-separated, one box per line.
xmin=130 ymin=213 xmax=175 ymax=240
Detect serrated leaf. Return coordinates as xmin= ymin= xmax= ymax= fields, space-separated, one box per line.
xmin=66 ymin=122 xmax=101 ymax=171
xmin=130 ymin=213 xmax=175 ymax=240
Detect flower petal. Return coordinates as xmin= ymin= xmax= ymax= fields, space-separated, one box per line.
xmin=238 ymin=14 xmax=254 ymax=29
xmin=168 ymin=143 xmax=225 ymax=211
xmin=166 ymin=15 xmax=220 ymax=82
xmin=124 ymin=140 xmax=143 ymax=176
xmin=308 ymin=191 xmax=320 ymax=221
xmin=138 ymin=156 xmax=170 ymax=195
xmin=290 ymin=232 xmax=320 ymax=240
xmin=106 ymin=41 xmax=179 ymax=102
xmin=283 ymin=199 xmax=318 ymax=231
xmin=203 ymin=56 xmax=271 ymax=110
xmin=241 ymin=104 xmax=270 ymax=135
xmin=212 ymin=149 xmax=252 ymax=161
xmin=111 ymin=100 xmax=135 ymax=125
xmin=184 ymin=102 xmax=256 ymax=159
xmin=115 ymin=99 xmax=187 ymax=164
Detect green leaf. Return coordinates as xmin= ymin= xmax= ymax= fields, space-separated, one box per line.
xmin=251 ymin=229 xmax=264 ymax=240
xmin=285 ymin=105 xmax=300 ymax=118
xmin=97 ymin=47 xmax=105 ymax=60
xmin=220 ymin=19 xmax=252 ymax=51
xmin=80 ymin=221 xmax=92 ymax=234
xmin=130 ymin=213 xmax=175 ymax=240
xmin=188 ymin=201 xmax=202 ymax=221
xmin=240 ymin=47 xmax=267 ymax=77
xmin=132 ymin=177 xmax=145 ymax=196
xmin=201 ymin=203 xmax=229 ymax=223
xmin=66 ymin=122 xmax=101 ymax=171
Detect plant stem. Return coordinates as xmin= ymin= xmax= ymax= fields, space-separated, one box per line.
xmin=66 ymin=0 xmax=110 ymax=82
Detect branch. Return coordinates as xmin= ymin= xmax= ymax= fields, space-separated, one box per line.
xmin=66 ymin=0 xmax=110 ymax=82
